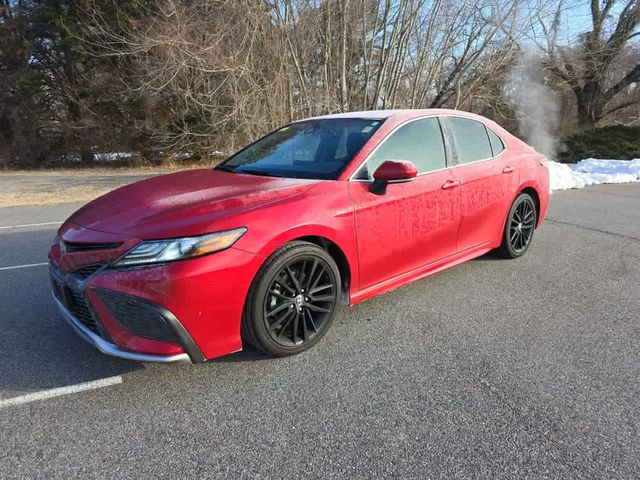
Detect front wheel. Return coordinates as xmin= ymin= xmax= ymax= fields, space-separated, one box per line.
xmin=496 ymin=193 xmax=537 ymax=258
xmin=241 ymin=241 xmax=341 ymax=356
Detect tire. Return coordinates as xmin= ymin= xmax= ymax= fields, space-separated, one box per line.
xmin=241 ymin=241 xmax=341 ymax=356
xmin=495 ymin=192 xmax=537 ymax=259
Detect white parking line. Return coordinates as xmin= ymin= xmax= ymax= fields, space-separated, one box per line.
xmin=0 ymin=221 xmax=62 ymax=230
xmin=0 ymin=262 xmax=49 ymax=272
xmin=0 ymin=376 xmax=123 ymax=409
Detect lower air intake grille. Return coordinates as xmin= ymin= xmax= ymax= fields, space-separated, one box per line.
xmin=96 ymin=290 xmax=179 ymax=343
xmin=67 ymin=289 xmax=99 ymax=333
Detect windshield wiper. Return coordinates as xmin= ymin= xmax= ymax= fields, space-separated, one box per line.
xmin=215 ymin=164 xmax=236 ymax=173
xmin=236 ymin=169 xmax=284 ymax=178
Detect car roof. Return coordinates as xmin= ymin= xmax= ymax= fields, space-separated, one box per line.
xmin=299 ymin=110 xmax=410 ymax=120
xmin=296 ymin=108 xmax=482 ymax=122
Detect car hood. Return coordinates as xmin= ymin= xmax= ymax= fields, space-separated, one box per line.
xmin=65 ymin=169 xmax=317 ymax=239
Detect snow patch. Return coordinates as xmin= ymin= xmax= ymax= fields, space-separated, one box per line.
xmin=546 ymin=159 xmax=640 ymax=191
xmin=93 ymin=152 xmax=134 ymax=162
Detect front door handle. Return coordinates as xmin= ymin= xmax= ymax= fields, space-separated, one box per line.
xmin=441 ymin=179 xmax=461 ymax=189
xmin=503 ymin=166 xmax=515 ymax=173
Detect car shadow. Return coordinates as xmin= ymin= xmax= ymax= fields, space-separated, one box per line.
xmin=0 ymin=309 xmax=144 ymax=395
xmin=0 ymin=227 xmax=505 ymax=395
xmin=210 ymin=347 xmax=272 ymax=363
xmin=0 ymin=229 xmax=142 ymax=395
xmin=473 ymin=250 xmax=504 ymax=261
xmin=0 ymin=227 xmax=286 ymax=396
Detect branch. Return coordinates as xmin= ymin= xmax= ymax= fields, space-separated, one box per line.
xmin=605 ymin=61 xmax=640 ymax=100
xmin=602 ymin=99 xmax=639 ymax=118
xmin=604 ymin=0 xmax=640 ymax=57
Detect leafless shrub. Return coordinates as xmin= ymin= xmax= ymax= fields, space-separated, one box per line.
xmin=77 ymin=0 xmax=542 ymax=156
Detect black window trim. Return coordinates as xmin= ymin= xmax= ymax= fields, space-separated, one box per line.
xmin=349 ymin=114 xmax=452 ymax=182
xmin=485 ymin=124 xmax=506 ymax=157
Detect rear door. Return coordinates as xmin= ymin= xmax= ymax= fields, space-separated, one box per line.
xmin=442 ymin=117 xmax=519 ymax=252
xmin=349 ymin=117 xmax=461 ymax=290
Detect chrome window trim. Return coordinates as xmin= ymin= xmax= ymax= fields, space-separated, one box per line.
xmin=348 ymin=114 xmax=507 ymax=182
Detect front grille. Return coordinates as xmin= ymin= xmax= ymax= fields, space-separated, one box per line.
xmin=71 ymin=264 xmax=104 ymax=280
xmin=96 ymin=290 xmax=179 ymax=343
xmin=63 ymin=241 xmax=122 ymax=253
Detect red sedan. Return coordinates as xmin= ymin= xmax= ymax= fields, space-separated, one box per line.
xmin=49 ymin=109 xmax=549 ymax=363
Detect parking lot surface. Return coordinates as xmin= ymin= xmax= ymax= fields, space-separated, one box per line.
xmin=1 ymin=183 xmax=638 ymax=479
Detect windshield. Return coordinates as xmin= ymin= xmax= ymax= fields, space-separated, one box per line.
xmin=216 ymin=118 xmax=384 ymax=180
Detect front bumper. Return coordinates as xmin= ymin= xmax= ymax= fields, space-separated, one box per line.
xmin=50 ymin=243 xmax=263 ymax=362
xmin=53 ymin=294 xmax=191 ymax=363
xmin=50 ymin=261 xmax=206 ymax=363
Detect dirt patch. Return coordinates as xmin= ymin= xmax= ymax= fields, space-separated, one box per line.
xmin=0 ymin=167 xmax=192 ymax=207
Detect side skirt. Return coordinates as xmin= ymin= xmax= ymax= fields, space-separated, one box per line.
xmin=349 ymin=242 xmax=494 ymax=305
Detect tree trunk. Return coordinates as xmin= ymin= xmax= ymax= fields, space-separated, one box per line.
xmin=574 ymin=80 xmax=604 ymax=129
xmin=339 ymin=0 xmax=349 ymax=112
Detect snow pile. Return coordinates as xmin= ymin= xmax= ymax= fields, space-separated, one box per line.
xmin=573 ymin=158 xmax=640 ymax=183
xmin=546 ymin=158 xmax=640 ymax=191
xmin=546 ymin=161 xmax=586 ymax=190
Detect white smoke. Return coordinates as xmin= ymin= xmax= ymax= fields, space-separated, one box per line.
xmin=504 ymin=46 xmax=560 ymax=160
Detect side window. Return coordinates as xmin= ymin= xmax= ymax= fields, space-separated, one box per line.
xmin=487 ymin=128 xmax=505 ymax=156
xmin=446 ymin=117 xmax=493 ymax=164
xmin=355 ymin=117 xmax=446 ymax=179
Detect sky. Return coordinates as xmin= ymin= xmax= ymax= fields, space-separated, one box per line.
xmin=528 ymin=0 xmax=631 ymax=45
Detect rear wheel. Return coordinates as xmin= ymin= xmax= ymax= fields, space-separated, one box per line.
xmin=496 ymin=192 xmax=537 ymax=258
xmin=241 ymin=241 xmax=341 ymax=356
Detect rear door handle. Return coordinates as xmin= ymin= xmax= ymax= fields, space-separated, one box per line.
xmin=441 ymin=179 xmax=461 ymax=189
xmin=503 ymin=166 xmax=515 ymax=173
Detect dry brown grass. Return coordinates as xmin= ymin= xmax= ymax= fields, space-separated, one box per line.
xmin=0 ymin=167 xmax=191 ymax=207
xmin=1 ymin=187 xmax=120 ymax=207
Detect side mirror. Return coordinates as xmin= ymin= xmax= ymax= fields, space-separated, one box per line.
xmin=370 ymin=160 xmax=418 ymax=195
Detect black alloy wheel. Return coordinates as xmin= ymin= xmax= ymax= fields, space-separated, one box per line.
xmin=496 ymin=192 xmax=537 ymax=258
xmin=263 ymin=257 xmax=336 ymax=346
xmin=242 ymin=241 xmax=341 ymax=356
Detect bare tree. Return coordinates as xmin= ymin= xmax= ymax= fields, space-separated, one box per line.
xmin=79 ymin=0 xmax=293 ymax=157
xmin=75 ymin=0 xmax=545 ymax=158
xmin=265 ymin=0 xmax=537 ymax=113
xmin=542 ymin=0 xmax=640 ymax=128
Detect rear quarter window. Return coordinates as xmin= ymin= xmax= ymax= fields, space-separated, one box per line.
xmin=487 ymin=128 xmax=505 ymax=156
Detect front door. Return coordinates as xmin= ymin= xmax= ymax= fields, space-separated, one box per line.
xmin=348 ymin=117 xmax=461 ymax=290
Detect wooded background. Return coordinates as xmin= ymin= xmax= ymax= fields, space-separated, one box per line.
xmin=1 ymin=0 xmax=639 ymax=168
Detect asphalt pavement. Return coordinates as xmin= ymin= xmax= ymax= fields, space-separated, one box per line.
xmin=0 ymin=184 xmax=638 ymax=479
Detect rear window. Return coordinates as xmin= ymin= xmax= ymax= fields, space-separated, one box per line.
xmin=446 ymin=117 xmax=492 ymax=164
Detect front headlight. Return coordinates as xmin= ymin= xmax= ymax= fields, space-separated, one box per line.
xmin=112 ymin=228 xmax=247 ymax=267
